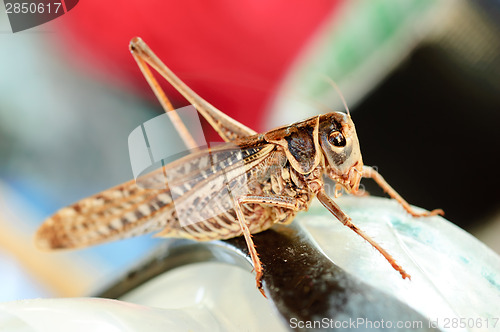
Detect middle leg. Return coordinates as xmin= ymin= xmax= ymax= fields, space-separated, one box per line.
xmin=233 ymin=195 xmax=298 ymax=296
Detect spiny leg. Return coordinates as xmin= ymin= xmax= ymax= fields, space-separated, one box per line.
xmin=129 ymin=37 xmax=256 ymax=142
xmin=362 ymin=166 xmax=444 ymax=217
xmin=316 ymin=190 xmax=411 ymax=279
xmin=234 ymin=195 xmax=298 ymax=297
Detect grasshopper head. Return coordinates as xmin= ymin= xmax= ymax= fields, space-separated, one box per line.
xmin=318 ymin=112 xmax=363 ymax=193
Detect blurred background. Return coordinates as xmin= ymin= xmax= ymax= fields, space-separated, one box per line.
xmin=0 ymin=0 xmax=499 ymax=303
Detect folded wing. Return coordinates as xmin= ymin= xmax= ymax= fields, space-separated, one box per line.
xmin=36 ymin=141 xmax=273 ymax=249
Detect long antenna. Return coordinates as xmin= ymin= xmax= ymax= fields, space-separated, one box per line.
xmin=323 ymin=76 xmax=351 ymax=117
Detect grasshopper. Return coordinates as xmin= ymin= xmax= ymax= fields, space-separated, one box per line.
xmin=36 ymin=37 xmax=444 ymax=296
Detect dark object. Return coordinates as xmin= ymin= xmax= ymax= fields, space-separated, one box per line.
xmin=354 ymin=1 xmax=500 ymax=230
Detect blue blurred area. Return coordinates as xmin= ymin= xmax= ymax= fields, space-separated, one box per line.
xmin=0 ymin=250 xmax=48 ymax=302
xmin=0 ymin=11 xmax=170 ymax=299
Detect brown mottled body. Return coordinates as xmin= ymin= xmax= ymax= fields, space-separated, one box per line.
xmin=36 ymin=37 xmax=444 ymax=296
xmin=171 ymin=149 xmax=310 ymax=241
xmin=36 ymin=131 xmax=314 ymax=248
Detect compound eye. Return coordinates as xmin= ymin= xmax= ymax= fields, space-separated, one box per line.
xmin=328 ymin=131 xmax=346 ymax=147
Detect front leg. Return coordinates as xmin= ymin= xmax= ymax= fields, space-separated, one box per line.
xmin=233 ymin=195 xmax=298 ymax=297
xmin=316 ymin=190 xmax=410 ymax=280
xmin=362 ymin=166 xmax=444 ymax=217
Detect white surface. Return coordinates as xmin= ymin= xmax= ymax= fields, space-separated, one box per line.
xmin=122 ymin=262 xmax=287 ymax=331
xmin=0 ymin=297 xmax=215 ymax=332
xmin=301 ymin=197 xmax=500 ymax=332
xmin=0 ymin=263 xmax=287 ymax=332
xmin=1 ymin=196 xmax=499 ymax=332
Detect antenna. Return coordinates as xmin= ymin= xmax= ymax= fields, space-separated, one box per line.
xmin=322 ymin=76 xmax=351 ymax=117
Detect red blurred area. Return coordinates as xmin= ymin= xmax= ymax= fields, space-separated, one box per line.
xmin=53 ymin=0 xmax=342 ymax=134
